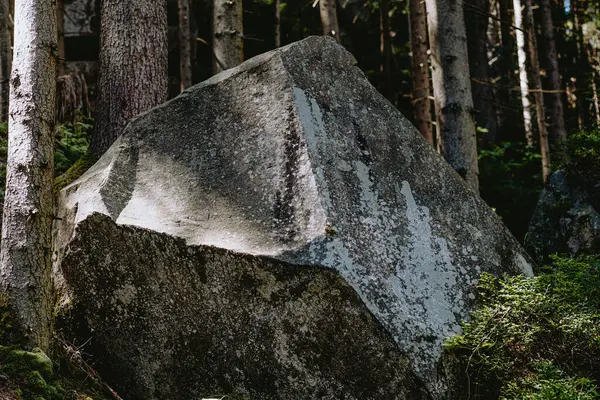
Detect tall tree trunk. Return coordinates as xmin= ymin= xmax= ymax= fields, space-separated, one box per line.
xmin=380 ymin=0 xmax=392 ymax=99
xmin=592 ymin=71 xmax=600 ymax=127
xmin=0 ymin=0 xmax=11 ymax=122
xmin=497 ymin=0 xmax=517 ymax=140
xmin=0 ymin=0 xmax=57 ymax=350
xmin=513 ymin=0 xmax=534 ymax=146
xmin=572 ymin=0 xmax=589 ymax=128
xmin=524 ymin=0 xmax=551 ymax=181
xmin=425 ymin=0 xmax=479 ymax=191
xmin=319 ymin=0 xmax=340 ymax=43
xmin=465 ymin=0 xmax=497 ymax=146
xmin=274 ymin=0 xmax=281 ymax=48
xmin=91 ymin=0 xmax=168 ymax=155
xmin=539 ymin=0 xmax=567 ymax=142
xmin=57 ymin=0 xmax=65 ymax=76
xmin=212 ymin=0 xmax=244 ymax=73
xmin=178 ymin=0 xmax=192 ymax=91
xmin=409 ymin=0 xmax=433 ymax=144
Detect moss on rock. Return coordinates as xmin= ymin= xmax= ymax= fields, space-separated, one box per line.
xmin=53 ymin=152 xmax=98 ymax=194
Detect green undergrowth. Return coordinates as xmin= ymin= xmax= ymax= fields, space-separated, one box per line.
xmin=445 ymin=256 xmax=600 ymax=399
xmin=0 ymin=295 xmax=111 ymax=400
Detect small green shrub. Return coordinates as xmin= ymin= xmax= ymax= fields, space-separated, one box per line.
xmin=54 ymin=114 xmax=93 ymax=176
xmin=445 ymin=256 xmax=600 ymax=399
xmin=478 ymin=142 xmax=543 ymax=241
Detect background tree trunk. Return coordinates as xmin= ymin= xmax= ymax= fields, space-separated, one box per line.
xmin=212 ymin=0 xmax=244 ymax=73
xmin=425 ymin=0 xmax=479 ymax=191
xmin=0 ymin=0 xmax=57 ymax=350
xmin=539 ymin=0 xmax=567 ymax=143
xmin=465 ymin=0 xmax=497 ymax=146
xmin=274 ymin=0 xmax=281 ymax=48
xmin=409 ymin=0 xmax=432 ymax=144
xmin=513 ymin=0 xmax=534 ymax=146
xmin=380 ymin=0 xmax=392 ymax=99
xmin=178 ymin=0 xmax=192 ymax=91
xmin=91 ymin=0 xmax=168 ymax=155
xmin=0 ymin=0 xmax=11 ymax=122
xmin=319 ymin=0 xmax=340 ymax=43
xmin=57 ymin=0 xmax=65 ymax=76
xmin=524 ymin=0 xmax=551 ymax=181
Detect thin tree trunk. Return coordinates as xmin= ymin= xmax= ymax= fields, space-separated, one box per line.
xmin=91 ymin=0 xmax=168 ymax=155
xmin=57 ymin=0 xmax=65 ymax=76
xmin=380 ymin=0 xmax=392 ymax=99
xmin=212 ymin=0 xmax=244 ymax=73
xmin=178 ymin=0 xmax=192 ymax=91
xmin=409 ymin=0 xmax=432 ymax=144
xmin=496 ymin=0 xmax=517 ymax=140
xmin=274 ymin=0 xmax=281 ymax=48
xmin=513 ymin=0 xmax=534 ymax=146
xmin=592 ymin=71 xmax=600 ymax=127
xmin=0 ymin=0 xmax=57 ymax=350
xmin=0 ymin=0 xmax=11 ymax=122
xmin=572 ymin=0 xmax=589 ymax=128
xmin=465 ymin=0 xmax=497 ymax=146
xmin=524 ymin=0 xmax=551 ymax=181
xmin=540 ymin=0 xmax=567 ymax=142
xmin=319 ymin=0 xmax=341 ymax=43
xmin=426 ymin=0 xmax=479 ymax=191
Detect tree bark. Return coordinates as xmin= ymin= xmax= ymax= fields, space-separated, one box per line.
xmin=380 ymin=0 xmax=392 ymax=99
xmin=465 ymin=0 xmax=497 ymax=147
xmin=91 ymin=0 xmax=168 ymax=155
xmin=212 ymin=0 xmax=244 ymax=73
xmin=524 ymin=0 xmax=551 ymax=181
xmin=425 ymin=0 xmax=479 ymax=191
xmin=57 ymin=0 xmax=65 ymax=76
xmin=539 ymin=0 xmax=567 ymax=143
xmin=409 ymin=0 xmax=432 ymax=144
xmin=178 ymin=0 xmax=192 ymax=91
xmin=0 ymin=0 xmax=11 ymax=122
xmin=319 ymin=0 xmax=340 ymax=43
xmin=513 ymin=0 xmax=533 ymax=146
xmin=0 ymin=0 xmax=57 ymax=350
xmin=274 ymin=0 xmax=281 ymax=48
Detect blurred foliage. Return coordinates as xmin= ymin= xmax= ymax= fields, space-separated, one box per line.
xmin=445 ymin=255 xmax=600 ymax=399
xmin=54 ymin=114 xmax=93 ymax=177
xmin=478 ymin=142 xmax=543 ymax=241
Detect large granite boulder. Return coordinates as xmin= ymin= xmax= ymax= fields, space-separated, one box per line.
xmin=53 ymin=36 xmax=533 ymax=399
xmin=526 ymin=170 xmax=600 ymax=263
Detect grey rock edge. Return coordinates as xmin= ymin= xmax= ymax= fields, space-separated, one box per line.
xmin=53 ymin=36 xmax=533 ymax=399
xmin=526 ymin=170 xmax=600 ymax=263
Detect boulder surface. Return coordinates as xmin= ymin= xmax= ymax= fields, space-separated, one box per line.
xmin=526 ymin=170 xmax=600 ymax=263
xmin=54 ymin=36 xmax=533 ymax=399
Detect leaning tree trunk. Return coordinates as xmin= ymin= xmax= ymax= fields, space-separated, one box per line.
xmin=212 ymin=0 xmax=244 ymax=74
xmin=0 ymin=0 xmax=11 ymax=122
xmin=425 ymin=0 xmax=479 ymax=191
xmin=513 ymin=0 xmax=534 ymax=146
xmin=178 ymin=0 xmax=192 ymax=91
xmin=409 ymin=0 xmax=433 ymax=144
xmin=540 ymin=0 xmax=567 ymax=143
xmin=525 ymin=0 xmax=551 ymax=182
xmin=0 ymin=0 xmax=57 ymax=350
xmin=319 ymin=0 xmax=341 ymax=43
xmin=91 ymin=0 xmax=168 ymax=155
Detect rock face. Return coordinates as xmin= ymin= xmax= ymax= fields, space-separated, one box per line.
xmin=526 ymin=170 xmax=600 ymax=263
xmin=54 ymin=36 xmax=533 ymax=399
